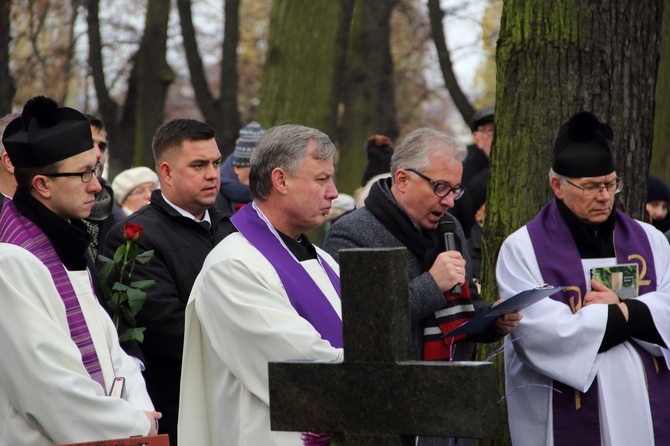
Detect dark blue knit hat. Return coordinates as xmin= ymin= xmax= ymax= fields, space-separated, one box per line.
xmin=233 ymin=122 xmax=265 ymax=167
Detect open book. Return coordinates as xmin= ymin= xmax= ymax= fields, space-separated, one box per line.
xmin=590 ymin=263 xmax=638 ymax=299
xmin=443 ymin=285 xmax=564 ymax=337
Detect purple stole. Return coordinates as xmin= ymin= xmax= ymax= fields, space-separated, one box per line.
xmin=0 ymin=198 xmax=106 ymax=392
xmin=527 ymin=199 xmax=670 ymax=445
xmin=231 ymin=203 xmax=343 ymax=348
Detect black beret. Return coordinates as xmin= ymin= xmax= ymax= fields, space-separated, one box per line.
xmin=470 ymin=106 xmax=494 ymax=131
xmin=2 ymin=96 xmax=93 ymax=168
xmin=552 ymin=112 xmax=615 ymax=178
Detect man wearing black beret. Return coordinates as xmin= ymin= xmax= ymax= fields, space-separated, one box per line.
xmin=450 ymin=106 xmax=494 ymax=238
xmin=0 ymin=96 xmax=160 ymax=444
xmin=497 ymin=111 xmax=670 ymax=445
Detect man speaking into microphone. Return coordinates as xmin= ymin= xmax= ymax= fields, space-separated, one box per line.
xmin=324 ymin=127 xmax=520 ymax=366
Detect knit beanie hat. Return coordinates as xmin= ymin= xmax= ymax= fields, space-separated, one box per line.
xmin=553 ymin=112 xmax=615 ymax=178
xmin=647 ymin=174 xmax=670 ymax=204
xmin=361 ymin=134 xmax=394 ymax=186
xmin=233 ymin=122 xmax=265 ymax=167
xmin=3 ymin=96 xmax=93 ymax=168
xmin=111 ymin=166 xmax=159 ymax=205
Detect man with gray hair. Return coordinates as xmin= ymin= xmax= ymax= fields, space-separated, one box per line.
xmin=323 ymin=128 xmax=519 ymax=445
xmin=178 ymin=124 xmax=343 ymax=445
xmin=325 ymin=127 xmax=518 ymax=363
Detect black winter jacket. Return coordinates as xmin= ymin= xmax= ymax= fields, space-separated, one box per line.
xmin=100 ymin=190 xmax=229 ymax=445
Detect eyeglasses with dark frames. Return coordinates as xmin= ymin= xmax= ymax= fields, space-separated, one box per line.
xmin=564 ymin=178 xmax=623 ymax=199
xmin=407 ymin=168 xmax=465 ymax=199
xmin=44 ymin=163 xmax=102 ymax=184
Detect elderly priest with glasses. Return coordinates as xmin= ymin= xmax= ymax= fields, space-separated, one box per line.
xmin=496 ymin=111 xmax=670 ymax=446
xmin=0 ymin=96 xmax=159 ymax=445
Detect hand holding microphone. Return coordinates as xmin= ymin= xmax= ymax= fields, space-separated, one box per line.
xmin=426 ymin=219 xmax=465 ymax=295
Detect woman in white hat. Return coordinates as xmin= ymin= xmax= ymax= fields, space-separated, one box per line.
xmin=111 ymin=166 xmax=159 ymax=216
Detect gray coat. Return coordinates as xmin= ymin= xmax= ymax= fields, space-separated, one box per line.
xmin=322 ymin=182 xmax=491 ymax=362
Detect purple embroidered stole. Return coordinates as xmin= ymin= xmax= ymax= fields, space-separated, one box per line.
xmin=527 ymin=199 xmax=670 ymax=445
xmin=0 ymin=198 xmax=106 ymax=392
xmin=231 ymin=203 xmax=343 ymax=348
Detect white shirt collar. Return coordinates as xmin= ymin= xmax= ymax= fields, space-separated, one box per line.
xmin=161 ymin=192 xmax=212 ymax=225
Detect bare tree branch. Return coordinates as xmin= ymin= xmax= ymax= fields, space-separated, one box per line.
xmin=427 ymin=0 xmax=475 ymax=125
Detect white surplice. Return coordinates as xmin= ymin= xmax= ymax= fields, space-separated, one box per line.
xmin=0 ymin=244 xmax=154 ymax=446
xmin=496 ymin=221 xmax=670 ymax=446
xmin=178 ymin=232 xmax=344 ymax=446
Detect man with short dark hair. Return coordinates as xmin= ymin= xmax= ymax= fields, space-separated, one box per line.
xmin=101 ymin=118 xmax=227 ymax=445
xmin=83 ymin=114 xmax=117 ymax=260
xmin=497 ymin=112 xmax=670 ymax=445
xmin=0 ymin=113 xmax=19 ymax=202
xmin=0 ymin=96 xmax=158 ymax=445
xmin=179 ymin=124 xmax=343 ymax=445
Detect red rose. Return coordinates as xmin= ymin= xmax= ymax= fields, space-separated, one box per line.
xmin=122 ymin=222 xmax=143 ymax=241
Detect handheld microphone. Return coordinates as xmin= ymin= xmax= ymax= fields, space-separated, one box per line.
xmin=437 ymin=219 xmax=462 ymax=294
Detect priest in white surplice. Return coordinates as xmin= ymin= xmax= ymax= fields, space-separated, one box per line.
xmin=497 ymin=112 xmax=670 ymax=446
xmin=0 ymin=96 xmax=159 ymax=446
xmin=178 ymin=124 xmax=343 ymax=446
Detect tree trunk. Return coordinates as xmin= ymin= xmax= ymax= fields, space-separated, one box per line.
xmin=88 ymin=0 xmax=173 ymax=177
xmin=218 ymin=0 xmax=242 ymax=155
xmin=258 ymin=0 xmax=353 ymax=137
xmin=337 ymin=0 xmax=398 ymax=195
xmin=86 ymin=0 xmax=121 ymax=174
xmin=478 ymin=1 xmax=664 ymax=444
xmin=427 ymin=0 xmax=476 ymax=127
xmin=0 ymin=0 xmax=15 ymax=114
xmin=178 ymin=0 xmax=241 ymax=157
xmin=651 ymin=0 xmax=670 ymax=181
xmin=126 ymin=0 xmax=174 ymax=168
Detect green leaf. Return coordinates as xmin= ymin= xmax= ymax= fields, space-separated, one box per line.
xmin=127 ymin=243 xmax=139 ymax=260
xmin=113 ymin=244 xmax=126 ymax=263
xmin=112 ymin=282 xmax=130 ymax=292
xmin=135 ymin=250 xmax=155 ymax=265
xmin=126 ymin=288 xmax=147 ymax=314
xmin=129 ymin=279 xmax=156 ymax=290
xmin=121 ymin=305 xmax=136 ymax=326
xmin=119 ymin=327 xmax=146 ymax=343
xmin=97 ymin=256 xmax=114 ymax=284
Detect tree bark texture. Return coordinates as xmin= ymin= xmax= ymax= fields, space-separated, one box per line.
xmin=0 ymin=0 xmax=14 ymax=114
xmin=259 ymin=0 xmax=354 ymax=138
xmin=178 ymin=0 xmax=241 ymax=156
xmin=87 ymin=0 xmax=121 ymax=175
xmin=651 ymin=0 xmax=670 ymax=181
xmin=427 ymin=0 xmax=476 ymax=127
xmin=125 ymin=0 xmax=174 ymax=168
xmin=478 ymin=1 xmax=664 ymax=444
xmin=337 ymin=0 xmax=398 ymax=194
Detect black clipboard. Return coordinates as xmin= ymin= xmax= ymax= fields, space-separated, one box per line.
xmin=443 ymin=285 xmax=565 ymax=337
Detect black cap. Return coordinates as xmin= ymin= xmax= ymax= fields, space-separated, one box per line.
xmin=647 ymin=174 xmax=670 ymax=203
xmin=2 ymin=96 xmax=93 ymax=168
xmin=361 ymin=134 xmax=394 ymax=186
xmin=470 ymin=106 xmax=494 ymax=131
xmin=552 ymin=112 xmax=615 ymax=178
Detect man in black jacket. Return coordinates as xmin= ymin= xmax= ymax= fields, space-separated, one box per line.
xmin=101 ymin=119 xmax=226 ymax=446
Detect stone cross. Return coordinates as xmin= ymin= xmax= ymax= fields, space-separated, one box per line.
xmin=269 ymin=248 xmax=499 ymax=445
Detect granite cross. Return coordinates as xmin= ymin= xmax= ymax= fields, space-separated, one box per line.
xmin=269 ymin=247 xmax=499 ymax=445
